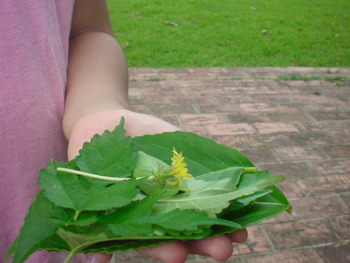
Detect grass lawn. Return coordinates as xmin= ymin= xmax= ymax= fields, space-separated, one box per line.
xmin=107 ymin=0 xmax=350 ymax=67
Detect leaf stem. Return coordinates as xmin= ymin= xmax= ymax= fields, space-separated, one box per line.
xmin=243 ymin=167 xmax=257 ymax=173
xmin=63 ymin=251 xmax=75 ymax=263
xmin=74 ymin=210 xmax=81 ymax=221
xmin=57 ymin=167 xmax=131 ymax=182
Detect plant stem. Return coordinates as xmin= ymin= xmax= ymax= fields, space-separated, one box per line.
xmin=243 ymin=167 xmax=257 ymax=173
xmin=57 ymin=167 xmax=131 ymax=182
xmin=74 ymin=210 xmax=82 ymax=221
xmin=63 ymin=252 xmax=75 ymax=263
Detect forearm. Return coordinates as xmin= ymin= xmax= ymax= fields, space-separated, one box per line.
xmin=63 ymin=31 xmax=130 ymax=140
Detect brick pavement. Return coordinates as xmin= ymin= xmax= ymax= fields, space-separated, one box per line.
xmin=112 ymin=67 xmax=350 ymax=263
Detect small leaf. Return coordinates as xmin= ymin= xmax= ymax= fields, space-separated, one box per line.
xmin=76 ymin=118 xmax=136 ymax=177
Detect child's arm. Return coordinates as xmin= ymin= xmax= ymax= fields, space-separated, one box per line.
xmin=63 ymin=1 xmax=247 ymax=263
xmin=63 ymin=0 xmax=130 ymax=140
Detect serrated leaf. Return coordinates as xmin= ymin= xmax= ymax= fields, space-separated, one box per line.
xmin=76 ymin=118 xmax=136 ymax=177
xmin=101 ymin=197 xmax=158 ymax=236
xmin=8 ymin=192 xmax=71 ymax=263
xmin=40 ymin=161 xmax=140 ymax=211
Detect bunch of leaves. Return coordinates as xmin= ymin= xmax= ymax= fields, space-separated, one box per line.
xmin=6 ymin=119 xmax=291 ymax=263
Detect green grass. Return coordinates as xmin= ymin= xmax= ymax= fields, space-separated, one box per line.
xmin=107 ymin=0 xmax=350 ymax=67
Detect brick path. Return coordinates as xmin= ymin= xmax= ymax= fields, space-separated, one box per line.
xmin=112 ymin=67 xmax=350 ymax=263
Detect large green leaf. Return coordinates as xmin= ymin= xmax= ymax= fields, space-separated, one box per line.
xmin=8 ymin=192 xmax=71 ymax=263
xmin=223 ymin=186 xmax=291 ymax=227
xmin=153 ymin=171 xmax=284 ymax=216
xmin=40 ymin=161 xmax=140 ymax=212
xmin=133 ymin=131 xmax=254 ymax=175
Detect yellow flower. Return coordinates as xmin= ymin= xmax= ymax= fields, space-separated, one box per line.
xmin=168 ymin=148 xmax=193 ymax=186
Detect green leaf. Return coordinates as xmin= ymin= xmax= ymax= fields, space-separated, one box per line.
xmin=153 ymin=171 xmax=284 ymax=216
xmin=152 ymin=209 xmax=241 ymax=233
xmin=8 ymin=192 xmax=71 ymax=263
xmin=133 ymin=131 xmax=254 ymax=175
xmin=40 ymin=161 xmax=140 ymax=211
xmin=102 ymin=197 xmax=158 ymax=236
xmin=133 ymin=151 xmax=180 ymax=197
xmin=76 ymin=118 xmax=136 ymax=177
xmin=195 ymin=167 xmax=244 ymax=186
xmin=133 ymin=151 xmax=169 ymax=178
xmin=223 ymin=186 xmax=292 ymax=227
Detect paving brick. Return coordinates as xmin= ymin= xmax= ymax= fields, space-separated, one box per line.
xmin=231 ymin=225 xmax=274 ymax=256
xmin=297 ymin=102 xmax=349 ymax=111
xmin=329 ymin=215 xmax=350 ymax=240
xmin=267 ymin=111 xmax=314 ymax=122
xmin=275 ymin=180 xmax=304 ymax=198
xmin=265 ymin=84 xmax=300 ymax=93
xmin=180 ymin=124 xmax=209 ymax=136
xmin=264 ymin=219 xmax=338 ymax=249
xmin=232 ymin=249 xmax=321 ymax=263
xmin=257 ymin=162 xmax=317 ymax=180
xmin=239 ymin=103 xmax=280 ymax=113
xmin=245 ymin=225 xmax=273 ymax=253
xmin=319 ymin=144 xmax=350 ymax=159
xmin=196 ymin=102 xmax=241 ymax=114
xmin=224 ymin=86 xmax=269 ymax=94
xmin=173 ymin=94 xmax=218 ymax=106
xmin=298 ymin=174 xmax=350 ymax=196
xmin=312 ymin=159 xmax=350 ymax=176
xmin=227 ymin=134 xmax=293 ymax=149
xmin=310 ymin=111 xmax=350 ymax=121
xmin=240 ymin=147 xmax=278 ymax=164
xmin=253 ymin=94 xmax=292 ymax=104
xmin=260 ymin=209 xmax=294 ymax=224
xmin=254 ymin=122 xmax=300 ymax=134
xmin=207 ymin=123 xmax=256 ymax=136
xmin=273 ymin=146 xmax=328 ymax=162
xmin=179 ymin=114 xmax=220 ymax=125
xmin=296 ymin=120 xmax=343 ymax=132
xmin=216 ymin=94 xmax=254 ymax=104
xmin=184 ymin=85 xmax=227 ymax=95
xmin=286 ymin=131 xmax=349 ymax=146
xmin=316 ymin=242 xmax=350 ymax=263
xmin=225 ymin=112 xmax=271 ymax=123
xmin=290 ymin=196 xmax=349 ymax=220
xmin=239 ymin=103 xmax=299 ymax=113
xmin=340 ymin=193 xmax=350 ymax=209
xmin=143 ymin=86 xmax=186 ymax=96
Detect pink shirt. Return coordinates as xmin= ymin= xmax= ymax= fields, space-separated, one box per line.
xmin=1 ymin=1 xmax=91 ymax=262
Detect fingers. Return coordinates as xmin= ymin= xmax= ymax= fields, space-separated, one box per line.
xmin=226 ymin=228 xmax=248 ymax=243
xmin=93 ymin=253 xmax=113 ymax=263
xmin=186 ymin=235 xmax=233 ymax=262
xmin=137 ymin=241 xmax=188 ymax=263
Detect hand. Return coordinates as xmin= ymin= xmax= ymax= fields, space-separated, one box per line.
xmin=67 ymin=109 xmax=248 ymax=263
